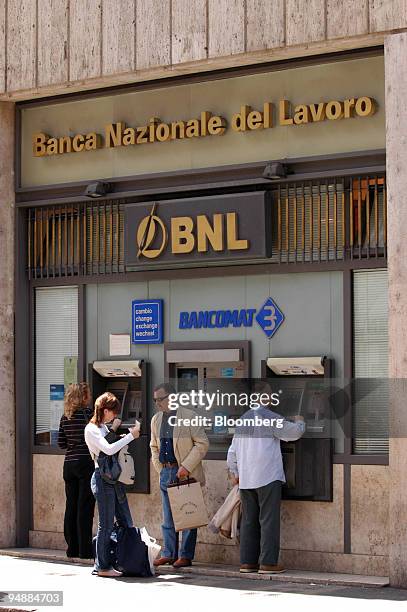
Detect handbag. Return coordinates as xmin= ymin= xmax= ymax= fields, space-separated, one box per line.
xmin=167 ymin=478 xmax=209 ymax=532
xmin=117 ymin=445 xmax=136 ymax=485
xmin=115 ymin=525 xmax=152 ymax=577
xmin=97 ymin=451 xmax=122 ymax=484
xmin=104 ymin=428 xmax=136 ymax=485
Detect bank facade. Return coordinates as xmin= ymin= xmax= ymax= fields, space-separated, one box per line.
xmin=1 ymin=1 xmax=407 ymax=588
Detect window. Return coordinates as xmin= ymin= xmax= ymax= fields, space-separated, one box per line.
xmin=35 ymin=286 xmax=78 ymax=446
xmin=352 ymin=269 xmax=388 ymax=454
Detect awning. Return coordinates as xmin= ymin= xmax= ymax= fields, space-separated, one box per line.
xmin=93 ymin=360 xmax=142 ymax=377
xmin=266 ymin=356 xmax=326 ymax=376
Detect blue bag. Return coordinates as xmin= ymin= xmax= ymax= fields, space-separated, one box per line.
xmin=92 ymin=524 xmax=152 ymax=577
xmin=97 ymin=452 xmax=122 ymax=484
xmin=115 ymin=525 xmax=152 ymax=577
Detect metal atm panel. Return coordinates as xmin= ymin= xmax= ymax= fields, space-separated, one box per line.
xmin=165 ymin=341 xmax=250 ymax=459
xmin=263 ymin=356 xmax=333 ymax=502
xmin=174 ymin=361 xmax=250 ymax=456
xmin=88 ymin=360 xmax=150 ymax=494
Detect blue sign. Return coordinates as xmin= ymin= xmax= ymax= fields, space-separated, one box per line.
xmin=50 ymin=384 xmax=64 ymax=401
xmin=132 ymin=299 xmax=163 ymax=344
xmin=255 ymin=297 xmax=285 ymax=339
xmin=221 ymin=367 xmax=235 ymax=377
xmin=179 ymin=297 xmax=284 ymax=339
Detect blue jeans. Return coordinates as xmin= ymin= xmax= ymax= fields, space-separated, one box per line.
xmin=159 ymin=466 xmax=197 ymax=560
xmin=91 ymin=468 xmax=133 ymax=571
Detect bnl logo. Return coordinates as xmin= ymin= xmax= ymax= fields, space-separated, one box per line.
xmin=255 ymin=297 xmax=285 ymax=338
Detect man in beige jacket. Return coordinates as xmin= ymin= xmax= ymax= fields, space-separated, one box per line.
xmin=150 ymin=382 xmax=209 ymax=568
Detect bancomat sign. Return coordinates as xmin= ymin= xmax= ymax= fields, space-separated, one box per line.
xmin=124 ymin=192 xmax=271 ymax=266
xmin=179 ymin=297 xmax=285 ymax=339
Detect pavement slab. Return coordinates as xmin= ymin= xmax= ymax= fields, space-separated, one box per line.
xmin=0 ymin=547 xmax=390 ymax=588
xmin=0 ymin=555 xmax=405 ymax=612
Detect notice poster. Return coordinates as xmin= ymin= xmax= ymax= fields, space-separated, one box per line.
xmin=64 ymin=356 xmax=78 ymax=387
xmin=109 ymin=334 xmax=131 ymax=356
xmin=50 ymin=384 xmax=65 ymax=445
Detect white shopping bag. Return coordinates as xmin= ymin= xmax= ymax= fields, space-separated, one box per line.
xmin=167 ymin=478 xmax=209 ymax=532
xmin=140 ymin=527 xmax=161 ymax=573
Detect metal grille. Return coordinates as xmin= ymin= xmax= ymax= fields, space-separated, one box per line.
xmin=273 ymin=176 xmax=386 ymax=263
xmin=27 ymin=200 xmax=125 ymax=279
xmin=26 ymin=175 xmax=386 ymax=279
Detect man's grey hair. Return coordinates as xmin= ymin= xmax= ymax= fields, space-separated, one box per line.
xmin=153 ymin=382 xmax=176 ymax=396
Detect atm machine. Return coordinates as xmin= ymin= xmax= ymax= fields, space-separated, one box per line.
xmin=262 ymin=356 xmax=333 ymax=502
xmin=89 ymin=360 xmax=150 ymax=493
xmin=164 ymin=341 xmax=250 ymax=458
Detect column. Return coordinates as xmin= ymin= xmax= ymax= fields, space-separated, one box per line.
xmin=0 ymin=101 xmax=16 ymax=547
xmin=386 ymin=32 xmax=407 ymax=588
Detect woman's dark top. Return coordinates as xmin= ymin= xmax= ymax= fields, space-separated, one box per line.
xmin=58 ymin=407 xmax=93 ymax=462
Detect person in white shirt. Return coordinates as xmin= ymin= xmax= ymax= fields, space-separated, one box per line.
xmin=227 ymin=394 xmax=305 ymax=575
xmin=85 ymin=391 xmax=140 ymax=578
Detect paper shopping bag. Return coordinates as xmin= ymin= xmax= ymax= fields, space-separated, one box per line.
xmin=167 ymin=478 xmax=209 ymax=532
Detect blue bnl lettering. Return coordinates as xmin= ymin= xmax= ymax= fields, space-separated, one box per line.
xmin=179 ymin=309 xmax=256 ymax=329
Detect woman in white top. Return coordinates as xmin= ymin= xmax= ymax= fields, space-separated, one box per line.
xmin=85 ymin=391 xmax=140 ymax=578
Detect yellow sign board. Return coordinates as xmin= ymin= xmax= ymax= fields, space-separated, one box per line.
xmin=20 ymin=55 xmax=385 ymax=187
xmin=32 ymin=96 xmax=376 ymax=157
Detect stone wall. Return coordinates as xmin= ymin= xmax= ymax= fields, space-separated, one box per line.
xmin=1 ymin=0 xmax=407 ymax=99
xmin=31 ymin=455 xmax=389 ymax=576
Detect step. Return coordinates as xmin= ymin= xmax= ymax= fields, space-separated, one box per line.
xmin=0 ymin=548 xmax=389 ymax=588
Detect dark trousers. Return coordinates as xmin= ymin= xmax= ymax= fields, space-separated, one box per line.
xmin=63 ymin=457 xmax=95 ymax=558
xmin=239 ymin=480 xmax=282 ymax=566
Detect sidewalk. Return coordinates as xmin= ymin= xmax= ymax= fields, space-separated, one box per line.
xmin=0 ymin=547 xmax=389 ymax=588
xmin=1 ymin=553 xmax=406 ymax=612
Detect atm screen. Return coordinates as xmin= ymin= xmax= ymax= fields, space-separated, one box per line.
xmin=105 ymin=382 xmax=129 ymax=415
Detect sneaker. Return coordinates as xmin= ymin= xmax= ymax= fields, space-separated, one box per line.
xmin=97 ymin=568 xmax=123 ymax=578
xmin=258 ymin=564 xmax=285 ymax=574
xmin=239 ymin=564 xmax=259 ymax=573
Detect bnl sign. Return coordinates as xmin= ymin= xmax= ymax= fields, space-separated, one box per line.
xmin=179 ymin=297 xmax=284 ymax=339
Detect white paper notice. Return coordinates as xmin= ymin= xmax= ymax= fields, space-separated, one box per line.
xmin=50 ymin=400 xmax=64 ymax=430
xmin=109 ymin=334 xmax=131 ymax=356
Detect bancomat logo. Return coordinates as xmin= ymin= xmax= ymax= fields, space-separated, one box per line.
xmin=255 ymin=297 xmax=285 ymax=338
xmin=179 ymin=297 xmax=285 ymax=339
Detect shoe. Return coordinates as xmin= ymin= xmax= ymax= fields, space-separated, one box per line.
xmin=258 ymin=564 xmax=285 ymax=574
xmin=66 ymin=552 xmax=78 ymax=559
xmin=173 ymin=558 xmax=192 ymax=568
xmin=79 ymin=553 xmax=94 ymax=560
xmin=97 ymin=568 xmax=123 ymax=577
xmin=153 ymin=556 xmax=176 ymax=567
xmin=239 ymin=564 xmax=259 ymax=573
